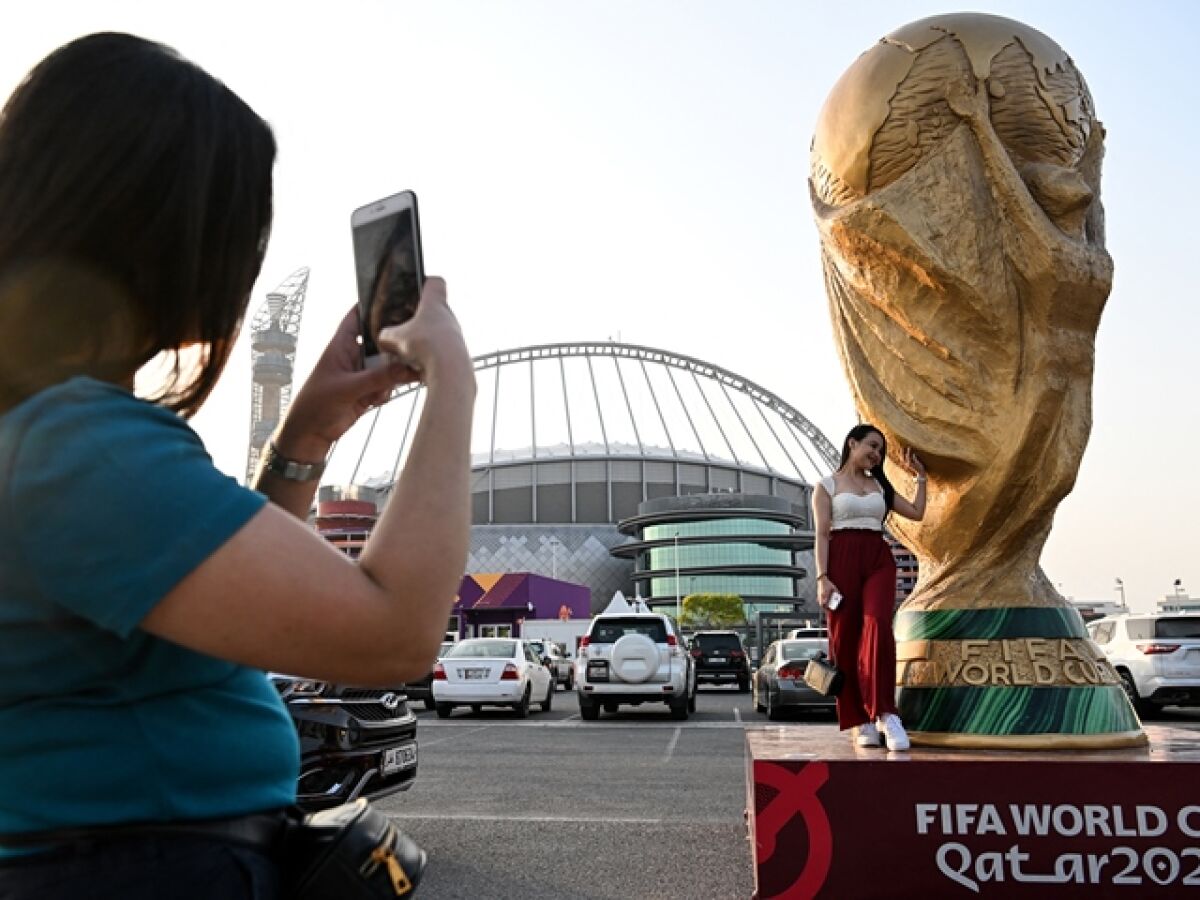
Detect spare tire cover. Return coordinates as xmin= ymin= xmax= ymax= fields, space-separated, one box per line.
xmin=611 ymin=634 xmax=658 ymax=684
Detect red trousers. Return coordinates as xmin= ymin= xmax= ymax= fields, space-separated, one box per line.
xmin=826 ymin=529 xmax=897 ymax=729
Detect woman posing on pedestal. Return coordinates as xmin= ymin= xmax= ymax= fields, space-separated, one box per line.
xmin=812 ymin=425 xmax=926 ymax=751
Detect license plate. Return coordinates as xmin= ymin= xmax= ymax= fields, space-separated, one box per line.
xmin=462 ymin=668 xmax=488 ymax=680
xmin=710 ymin=657 xmax=726 ymax=664
xmin=382 ymin=744 xmax=417 ymax=775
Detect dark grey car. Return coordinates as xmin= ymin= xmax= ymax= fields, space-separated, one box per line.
xmin=754 ymin=639 xmax=836 ymax=720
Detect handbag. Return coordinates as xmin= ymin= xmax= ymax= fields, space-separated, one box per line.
xmin=0 ymin=798 xmax=425 ymax=899
xmin=803 ymin=651 xmax=844 ymax=697
xmin=282 ymin=799 xmax=427 ymax=899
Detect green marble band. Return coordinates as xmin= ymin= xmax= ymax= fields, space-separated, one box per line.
xmin=894 ymin=607 xmax=1088 ymax=642
xmin=896 ymin=685 xmax=1140 ymax=735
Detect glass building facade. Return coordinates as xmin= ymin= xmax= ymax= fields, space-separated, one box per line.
xmin=613 ymin=493 xmax=814 ymax=622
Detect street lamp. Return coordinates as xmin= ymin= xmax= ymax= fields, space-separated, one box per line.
xmin=1175 ymin=579 xmax=1185 ymax=598
xmin=672 ymin=532 xmax=681 ymax=624
xmin=547 ymin=536 xmax=563 ymax=580
xmin=1114 ymin=577 xmax=1126 ymax=609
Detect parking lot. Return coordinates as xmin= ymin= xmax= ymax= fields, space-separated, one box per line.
xmin=374 ymin=685 xmax=809 ymax=899
xmin=376 ymin=686 xmax=1200 ymax=900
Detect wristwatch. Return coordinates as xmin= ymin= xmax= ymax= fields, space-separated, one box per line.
xmin=262 ymin=441 xmax=326 ymax=482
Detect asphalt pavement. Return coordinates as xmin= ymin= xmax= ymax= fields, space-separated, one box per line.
xmin=378 ymin=688 xmax=1200 ymax=900
xmin=376 ymin=685 xmax=801 ymax=899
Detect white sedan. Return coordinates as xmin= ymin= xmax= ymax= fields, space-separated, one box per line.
xmin=432 ymin=638 xmax=554 ymax=718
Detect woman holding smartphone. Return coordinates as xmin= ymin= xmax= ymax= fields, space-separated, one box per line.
xmin=0 ymin=33 xmax=474 ymax=898
xmin=811 ymin=424 xmax=926 ymax=751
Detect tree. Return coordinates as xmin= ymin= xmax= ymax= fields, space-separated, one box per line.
xmin=680 ymin=593 xmax=745 ymax=629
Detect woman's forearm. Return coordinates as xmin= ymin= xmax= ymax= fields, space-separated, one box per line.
xmin=358 ymin=359 xmax=476 ymax=660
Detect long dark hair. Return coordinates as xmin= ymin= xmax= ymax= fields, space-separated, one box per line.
xmin=0 ymin=32 xmax=276 ymax=417
xmin=837 ymin=423 xmax=896 ymax=512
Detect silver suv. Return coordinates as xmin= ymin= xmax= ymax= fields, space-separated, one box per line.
xmin=528 ymin=638 xmax=574 ymax=690
xmin=1087 ymin=613 xmax=1200 ymax=717
xmin=575 ymin=613 xmax=696 ymax=720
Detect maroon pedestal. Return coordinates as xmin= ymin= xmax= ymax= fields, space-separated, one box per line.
xmin=746 ymin=725 xmax=1200 ymax=899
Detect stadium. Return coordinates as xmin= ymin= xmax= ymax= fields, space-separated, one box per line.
xmin=318 ymin=340 xmax=846 ymax=620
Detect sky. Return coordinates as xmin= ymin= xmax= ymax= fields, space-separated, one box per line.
xmin=3 ymin=1 xmax=1196 ymax=612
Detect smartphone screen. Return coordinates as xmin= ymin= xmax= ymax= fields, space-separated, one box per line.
xmin=352 ymin=191 xmax=424 ymax=364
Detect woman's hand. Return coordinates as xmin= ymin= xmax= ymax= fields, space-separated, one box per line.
xmin=276 ymin=277 xmax=467 ymax=461
xmin=901 ymin=446 xmax=926 ymax=478
xmin=892 ymin=445 xmax=928 ymax=522
xmin=818 ymin=577 xmax=839 ymax=608
xmin=375 ymin=277 xmax=472 ymax=387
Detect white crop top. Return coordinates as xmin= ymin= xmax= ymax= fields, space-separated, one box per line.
xmin=820 ymin=475 xmax=886 ymax=531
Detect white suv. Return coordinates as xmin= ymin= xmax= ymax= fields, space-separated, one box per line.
xmin=1087 ymin=613 xmax=1200 ymax=717
xmin=575 ymin=613 xmax=696 ymax=720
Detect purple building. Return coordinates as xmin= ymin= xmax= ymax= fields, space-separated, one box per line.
xmin=452 ymin=573 xmax=590 ymax=640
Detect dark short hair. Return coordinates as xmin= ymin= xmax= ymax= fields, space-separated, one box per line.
xmin=0 ymin=32 xmax=276 ymax=416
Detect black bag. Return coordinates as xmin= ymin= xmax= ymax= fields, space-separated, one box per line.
xmin=803 ymin=652 xmax=843 ymax=697
xmin=283 ymin=799 xmax=427 ymax=899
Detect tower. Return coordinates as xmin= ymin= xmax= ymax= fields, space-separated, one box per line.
xmin=245 ymin=267 xmax=309 ymax=483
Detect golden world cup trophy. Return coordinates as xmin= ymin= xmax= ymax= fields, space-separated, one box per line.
xmin=810 ymin=13 xmax=1145 ymax=748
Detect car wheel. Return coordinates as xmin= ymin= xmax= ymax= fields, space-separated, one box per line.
xmin=423 ymin=697 xmax=436 ymax=711
xmin=669 ymin=697 xmax=689 ymax=721
xmin=565 ymin=670 xmax=574 ymax=690
xmin=541 ymin=679 xmax=554 ymax=712
xmin=513 ymin=684 xmax=531 ymax=718
xmin=435 ymin=702 xmax=453 ymax=719
xmin=754 ymin=680 xmax=765 ymax=713
xmin=738 ymin=675 xmax=750 ymax=694
xmin=687 ymin=688 xmax=697 ymax=714
xmin=579 ymin=696 xmax=600 ymax=720
xmin=1119 ymin=671 xmax=1153 ymax=718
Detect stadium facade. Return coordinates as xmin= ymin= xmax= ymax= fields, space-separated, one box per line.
xmin=322 ymin=342 xmax=855 ymax=621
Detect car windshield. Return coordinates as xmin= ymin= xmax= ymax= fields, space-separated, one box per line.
xmin=1155 ymin=618 xmax=1200 ymax=639
xmin=446 ymin=639 xmax=517 ymax=659
xmin=780 ymin=641 xmax=825 ymax=661
xmin=694 ymin=633 xmax=741 ymax=650
xmin=590 ymin=618 xmax=668 ymax=644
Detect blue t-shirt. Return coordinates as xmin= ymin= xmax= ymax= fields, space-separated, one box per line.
xmin=0 ymin=377 xmax=299 ymax=844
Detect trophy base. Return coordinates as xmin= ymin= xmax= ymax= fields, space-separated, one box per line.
xmin=894 ymin=605 xmax=1146 ymax=747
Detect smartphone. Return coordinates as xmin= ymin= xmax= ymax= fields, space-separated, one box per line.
xmin=351 ymin=190 xmax=425 ymax=367
xmin=827 ymin=591 xmax=843 ymax=611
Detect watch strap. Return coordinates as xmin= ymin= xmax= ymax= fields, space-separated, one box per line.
xmin=262 ymin=441 xmax=326 ymax=482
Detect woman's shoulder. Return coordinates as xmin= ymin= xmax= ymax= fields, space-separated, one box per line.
xmin=2 ymin=377 xmax=199 ymax=469
xmin=818 ymin=474 xmax=837 ymax=496
xmin=6 ymin=376 xmax=181 ymax=429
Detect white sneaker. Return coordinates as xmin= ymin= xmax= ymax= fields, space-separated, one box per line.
xmin=877 ymin=714 xmax=910 ymax=751
xmin=851 ymin=722 xmax=881 ymax=748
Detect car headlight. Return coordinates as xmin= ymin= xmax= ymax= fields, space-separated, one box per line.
xmin=270 ymin=676 xmax=328 ymax=700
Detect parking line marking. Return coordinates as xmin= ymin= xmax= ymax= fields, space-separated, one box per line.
xmin=418 ymin=725 xmax=493 ymax=747
xmin=661 ymin=726 xmax=682 ymax=763
xmin=418 ymin=720 xmax=750 ymax=729
xmin=386 ymin=813 xmax=665 ymax=824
